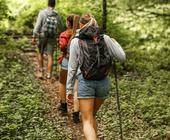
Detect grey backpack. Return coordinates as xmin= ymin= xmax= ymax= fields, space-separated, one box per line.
xmin=43 ymin=11 xmax=58 ymax=38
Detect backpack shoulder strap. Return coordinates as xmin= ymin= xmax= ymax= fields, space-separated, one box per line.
xmin=78 ymin=39 xmax=89 ymax=51
xmin=52 ymin=10 xmax=58 ymax=15
xmin=73 ymin=35 xmax=79 ymax=39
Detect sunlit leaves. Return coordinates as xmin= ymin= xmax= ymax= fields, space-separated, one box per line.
xmin=0 ymin=43 xmax=66 ymax=139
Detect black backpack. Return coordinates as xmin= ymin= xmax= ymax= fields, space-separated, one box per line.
xmin=78 ymin=26 xmax=112 ymax=80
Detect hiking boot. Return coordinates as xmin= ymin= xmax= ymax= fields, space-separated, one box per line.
xmin=58 ymin=103 xmax=67 ymax=114
xmin=72 ymin=112 xmax=80 ymax=124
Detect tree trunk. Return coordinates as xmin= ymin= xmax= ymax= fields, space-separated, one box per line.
xmin=102 ymin=0 xmax=107 ymax=33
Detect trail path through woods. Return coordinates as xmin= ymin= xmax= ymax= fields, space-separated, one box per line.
xmin=23 ymin=45 xmax=85 ymax=140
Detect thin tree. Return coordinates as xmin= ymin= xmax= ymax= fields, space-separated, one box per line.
xmin=102 ymin=0 xmax=107 ymax=32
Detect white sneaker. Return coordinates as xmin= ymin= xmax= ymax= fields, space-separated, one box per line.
xmin=47 ymin=72 xmax=52 ymax=79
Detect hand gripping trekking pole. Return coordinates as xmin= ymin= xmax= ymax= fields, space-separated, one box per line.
xmin=112 ymin=60 xmax=123 ymax=140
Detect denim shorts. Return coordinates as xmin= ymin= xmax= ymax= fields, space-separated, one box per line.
xmin=61 ymin=58 xmax=68 ymax=70
xmin=78 ymin=75 xmax=110 ymax=99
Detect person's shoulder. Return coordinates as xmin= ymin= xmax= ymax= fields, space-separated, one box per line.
xmin=53 ymin=10 xmax=58 ymax=14
xmin=71 ymin=37 xmax=79 ymax=43
xmin=103 ymin=34 xmax=111 ymax=40
xmin=51 ymin=10 xmax=59 ymax=16
xmin=60 ymin=30 xmax=72 ymax=39
xmin=41 ymin=8 xmax=47 ymax=13
xmin=103 ymin=34 xmax=117 ymax=43
xmin=104 ymin=35 xmax=119 ymax=46
xmin=60 ymin=30 xmax=67 ymax=37
xmin=39 ymin=9 xmax=47 ymax=15
xmin=70 ymin=37 xmax=79 ymax=48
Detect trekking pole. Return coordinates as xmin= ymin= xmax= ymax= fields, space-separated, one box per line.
xmin=112 ymin=60 xmax=123 ymax=140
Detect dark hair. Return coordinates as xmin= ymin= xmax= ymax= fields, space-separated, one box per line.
xmin=48 ymin=0 xmax=56 ymax=7
xmin=67 ymin=15 xmax=74 ymax=28
xmin=67 ymin=14 xmax=80 ymax=29
xmin=66 ymin=14 xmax=80 ymax=45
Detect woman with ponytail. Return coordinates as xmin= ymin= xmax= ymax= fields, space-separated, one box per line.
xmin=58 ymin=14 xmax=80 ymax=123
xmin=66 ymin=13 xmax=126 ymax=139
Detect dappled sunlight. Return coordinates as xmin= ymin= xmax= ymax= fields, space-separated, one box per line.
xmin=0 ymin=0 xmax=170 ymax=139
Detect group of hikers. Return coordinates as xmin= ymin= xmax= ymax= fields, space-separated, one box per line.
xmin=32 ymin=0 xmax=126 ymax=139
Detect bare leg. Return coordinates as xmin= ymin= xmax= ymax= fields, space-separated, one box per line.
xmin=59 ymin=83 xmax=66 ymax=103
xmin=59 ymin=68 xmax=67 ymax=103
xmin=36 ymin=52 xmax=44 ymax=78
xmin=47 ymin=54 xmax=53 ymax=75
xmin=93 ymin=98 xmax=104 ymax=133
xmin=79 ymin=98 xmax=96 ymax=140
xmin=38 ymin=53 xmax=43 ymax=70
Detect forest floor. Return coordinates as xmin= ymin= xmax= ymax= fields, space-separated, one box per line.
xmin=1 ymin=36 xmax=169 ymax=140
xmin=24 ymin=46 xmax=85 ymax=139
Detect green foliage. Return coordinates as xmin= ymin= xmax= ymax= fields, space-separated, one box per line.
xmin=97 ymin=44 xmax=170 ymax=139
xmin=0 ymin=0 xmax=8 ymax=21
xmin=0 ymin=42 xmax=67 ymax=139
xmin=5 ymin=0 xmax=46 ymax=33
xmin=0 ymin=0 xmax=170 ymax=139
xmin=0 ymin=0 xmax=9 ymax=30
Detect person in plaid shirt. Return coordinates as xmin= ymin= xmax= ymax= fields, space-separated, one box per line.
xmin=32 ymin=0 xmax=63 ymax=79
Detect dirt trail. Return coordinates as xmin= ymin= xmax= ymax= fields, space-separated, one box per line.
xmin=24 ymin=47 xmax=84 ymax=140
